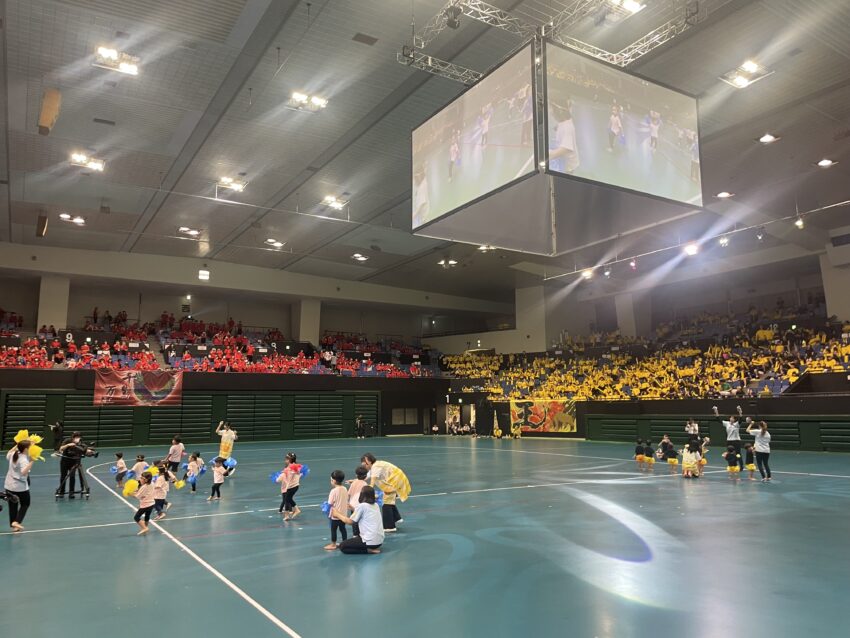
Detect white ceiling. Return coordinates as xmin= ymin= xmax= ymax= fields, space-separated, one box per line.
xmin=2 ymin=0 xmax=849 ymax=304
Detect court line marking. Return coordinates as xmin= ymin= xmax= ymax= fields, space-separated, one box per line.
xmin=85 ymin=462 xmax=302 ymax=638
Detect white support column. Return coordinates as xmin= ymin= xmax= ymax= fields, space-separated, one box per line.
xmin=615 ymin=292 xmax=637 ymax=338
xmin=37 ymin=275 xmax=70 ymax=329
xmin=819 ymin=255 xmax=850 ymax=322
xmin=292 ymin=299 xmax=321 ymax=345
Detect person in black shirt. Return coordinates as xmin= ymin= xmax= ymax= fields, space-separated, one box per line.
xmin=743 ymin=442 xmax=756 ymax=480
xmin=56 ymin=431 xmax=84 ymax=498
xmin=722 ymin=445 xmax=741 ymax=481
xmin=633 ymin=439 xmax=645 ymax=471
xmin=643 ymin=441 xmax=655 ymax=471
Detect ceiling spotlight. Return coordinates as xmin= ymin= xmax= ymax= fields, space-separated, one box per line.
xmin=179 ymin=226 xmax=190 ymax=233
xmin=286 ymin=91 xmax=328 ymax=112
xmin=186 ymin=294 xmax=192 ymax=300
xmin=272 ymin=241 xmax=284 ymax=248
xmin=683 ymin=242 xmax=699 ymax=256
xmin=72 ymin=216 xmax=86 ymax=225
xmin=351 ymin=253 xmax=369 ymax=262
xmin=716 ymin=191 xmax=734 ymax=199
xmin=59 ymin=213 xmax=71 ymax=220
xmin=478 ymin=244 xmax=495 ymax=252
xmin=817 ymin=158 xmax=836 ymax=168
xmin=604 ymin=268 xmax=611 ymax=278
xmin=619 ymin=0 xmax=646 ymax=14
xmin=198 ymin=268 xmax=210 ymax=281
xmin=445 ymin=4 xmax=462 ymax=28
xmin=718 ymin=236 xmax=730 ymax=247
xmin=178 ymin=226 xmax=202 ymax=237
xmin=758 ymin=133 xmax=779 ymax=144
xmin=70 ymin=152 xmax=105 ymax=171
xmin=265 ymin=238 xmax=277 ymax=244
xmin=581 ymin=269 xmax=593 ymax=280
xmin=756 ymin=229 xmax=765 ymax=242
xmin=721 ymin=60 xmax=772 ymax=89
xmin=323 ymin=195 xmax=348 ymax=210
xmin=794 ymin=217 xmax=804 ymax=229
xmin=93 ymin=46 xmax=140 ymax=75
xmin=629 ymin=259 xmax=637 ymax=271
xmin=217 ymin=176 xmax=246 ymax=192
xmin=438 ymin=258 xmax=458 ymax=268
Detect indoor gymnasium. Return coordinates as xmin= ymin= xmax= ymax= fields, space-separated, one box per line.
xmin=1 ymin=2 xmax=850 ymax=637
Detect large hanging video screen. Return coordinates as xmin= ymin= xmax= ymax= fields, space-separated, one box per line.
xmin=546 ymin=43 xmax=703 ymax=206
xmin=412 ymin=45 xmax=536 ymax=230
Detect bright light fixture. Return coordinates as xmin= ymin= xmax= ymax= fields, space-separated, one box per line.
xmin=72 ymin=216 xmax=86 ymax=225
xmin=186 ymin=294 xmax=192 ymax=300
xmin=59 ymin=213 xmax=71 ymax=220
xmin=198 ymin=269 xmax=210 ymax=281
xmin=719 ymin=236 xmax=730 ymax=247
xmin=741 ymin=60 xmax=759 ymax=73
xmin=93 ymin=46 xmax=140 ymax=76
xmin=817 ymin=158 xmax=836 ymax=168
xmin=287 ymin=91 xmax=329 ymax=112
xmin=291 ymin=92 xmax=309 ymax=104
xmin=721 ymin=60 xmax=772 ymax=89
xmin=794 ymin=217 xmax=804 ymax=229
xmin=683 ymin=242 xmax=699 ymax=256
xmin=178 ymin=226 xmax=202 ymax=237
xmin=716 ymin=191 xmax=734 ymax=199
xmin=179 ymin=226 xmax=190 ymax=233
xmin=732 ymin=75 xmax=750 ymax=88
xmin=604 ymin=268 xmax=611 ymax=278
xmin=352 ymin=253 xmax=369 ymax=262
xmin=478 ymin=245 xmax=495 ymax=252
xmin=620 ymin=0 xmax=645 ymax=13
xmin=217 ymin=176 xmax=246 ymax=192
xmin=758 ymin=133 xmax=779 ymax=144
xmin=629 ymin=259 xmax=637 ymax=271
xmin=70 ymin=152 xmax=105 ymax=172
xmin=323 ymin=195 xmax=348 ymax=210
xmin=581 ymin=269 xmax=593 ymax=279
xmin=438 ymin=258 xmax=458 ymax=268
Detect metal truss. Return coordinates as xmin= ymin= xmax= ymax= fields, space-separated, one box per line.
xmin=414 ymin=0 xmax=536 ymax=50
xmin=397 ymin=47 xmax=483 ymax=85
xmin=545 ymin=0 xmax=610 ymax=36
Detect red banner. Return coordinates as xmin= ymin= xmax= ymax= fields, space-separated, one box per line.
xmin=93 ymin=370 xmax=183 ymax=406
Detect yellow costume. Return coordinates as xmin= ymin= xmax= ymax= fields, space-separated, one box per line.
xmin=369 ymin=460 xmax=411 ymax=502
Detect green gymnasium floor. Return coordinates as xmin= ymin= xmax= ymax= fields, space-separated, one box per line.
xmin=3 ymin=436 xmax=849 ymax=638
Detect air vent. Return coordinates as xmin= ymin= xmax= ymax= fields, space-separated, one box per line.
xmin=93 ymin=118 xmax=116 ymax=126
xmin=831 ymin=234 xmax=850 ymax=248
xmin=352 ymin=32 xmax=378 ymax=46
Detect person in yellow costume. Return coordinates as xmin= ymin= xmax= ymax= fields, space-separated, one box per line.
xmin=361 ymin=452 xmax=411 ymax=532
xmin=215 ymin=421 xmax=238 ymax=459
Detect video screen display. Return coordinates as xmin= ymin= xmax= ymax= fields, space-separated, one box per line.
xmin=545 ymin=44 xmax=702 ymax=206
xmin=412 ymin=45 xmax=536 ymax=229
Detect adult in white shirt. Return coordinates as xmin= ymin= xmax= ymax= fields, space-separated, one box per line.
xmin=550 ymin=104 xmax=580 ymax=173
xmin=684 ymin=419 xmax=700 ymax=437
xmin=746 ymin=420 xmax=772 ymax=481
xmin=333 ymin=486 xmax=385 ymax=554
xmin=713 ymin=405 xmax=744 ymax=470
xmin=5 ymin=440 xmax=35 ymax=531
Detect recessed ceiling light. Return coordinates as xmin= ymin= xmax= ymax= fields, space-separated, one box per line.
xmin=581 ymin=269 xmax=593 ymax=279
xmin=683 ymin=242 xmax=699 ymax=256
xmin=732 ymin=75 xmax=750 ymax=88
xmin=59 ymin=213 xmax=71 ymax=220
xmin=72 ymin=216 xmax=86 ymax=225
xmin=604 ymin=268 xmax=611 ymax=278
xmin=716 ymin=191 xmax=734 ymax=199
xmin=70 ymin=152 xmax=105 ymax=172
xmin=718 ymin=236 xmax=730 ymax=247
xmin=287 ymin=92 xmax=328 ymax=112
xmin=478 ymin=245 xmax=495 ymax=252
xmin=438 ymin=258 xmax=458 ymax=268
xmin=351 ymin=253 xmax=369 ymax=262
xmin=217 ymin=176 xmax=246 ymax=192
xmin=272 ymin=242 xmax=284 ymax=248
xmin=323 ymin=195 xmax=348 ymax=210
xmin=619 ymin=0 xmax=645 ymax=13
xmin=758 ymin=133 xmax=779 ymax=144
xmin=93 ymin=46 xmax=140 ymax=75
xmin=186 ymin=294 xmax=192 ymax=300
xmin=187 ymin=229 xmax=200 ymax=236
xmin=198 ymin=268 xmax=210 ymax=281
xmin=265 ymin=238 xmax=277 ymax=244
xmin=629 ymin=259 xmax=637 ymax=270
xmin=740 ymin=60 xmax=759 ymax=73
xmin=817 ymin=158 xmax=836 ymax=168
xmin=720 ymin=60 xmax=772 ymax=89
xmin=794 ymin=217 xmax=805 ymax=229
xmin=179 ymin=226 xmax=190 ymax=233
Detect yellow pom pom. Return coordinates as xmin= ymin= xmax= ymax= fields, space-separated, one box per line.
xmin=28 ymin=434 xmax=44 ymax=445
xmin=29 ymin=444 xmax=45 ymax=462
xmin=14 ymin=429 xmax=30 ymax=443
xmin=147 ymin=466 xmax=160 ymax=476
xmin=122 ymin=479 xmax=139 ymax=497
xmin=174 ymin=480 xmax=186 ymax=490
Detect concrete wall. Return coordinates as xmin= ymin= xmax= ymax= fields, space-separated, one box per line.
xmin=0 ymin=275 xmax=40 ymax=329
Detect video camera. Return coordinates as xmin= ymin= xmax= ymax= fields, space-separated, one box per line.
xmin=73 ymin=441 xmax=100 ymax=458
xmin=0 ymin=491 xmax=20 ymax=513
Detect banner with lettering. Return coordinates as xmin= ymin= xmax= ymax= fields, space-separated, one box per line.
xmin=510 ymin=400 xmax=575 ymax=433
xmin=94 ymin=369 xmax=183 ymax=406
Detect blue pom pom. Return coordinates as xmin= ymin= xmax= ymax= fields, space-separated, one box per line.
xmin=181 ymin=462 xmax=189 ymax=470
xmin=110 ymin=465 xmax=118 ymax=474
xmin=126 ymin=470 xmax=136 ymax=479
xmin=199 ymin=466 xmax=207 ymax=475
xmin=320 ymin=501 xmax=331 ymax=515
xmin=188 ymin=475 xmax=196 ymax=485
xmin=270 ymin=471 xmax=282 ymax=483
xmin=299 ymin=464 xmax=309 ymax=477
xmin=224 ymin=458 xmax=237 ymax=469
xmin=374 ymin=488 xmax=384 ymax=507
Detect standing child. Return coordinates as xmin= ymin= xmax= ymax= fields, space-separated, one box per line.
xmin=277 ymin=452 xmax=302 ymax=521
xmin=347 ymin=465 xmax=368 ymax=535
xmin=114 ymin=452 xmax=128 ymax=489
xmin=722 ymin=445 xmax=741 ymax=481
xmin=634 ymin=439 xmax=646 ymax=471
xmin=208 ymin=458 xmax=226 ymax=501
xmin=133 ymin=472 xmax=155 ymax=535
xmin=130 ymin=454 xmax=147 ymax=479
xmin=664 ymin=443 xmax=679 ymax=474
xmin=743 ymin=443 xmax=756 ymax=480
xmin=153 ymin=463 xmax=173 ymax=520
xmin=184 ymin=453 xmax=201 ymax=493
xmin=164 ymin=435 xmax=185 ymax=473
xmin=681 ymin=440 xmax=701 ymax=478
xmin=324 ymin=470 xmax=348 ymax=551
xmin=699 ymin=437 xmax=710 ymax=475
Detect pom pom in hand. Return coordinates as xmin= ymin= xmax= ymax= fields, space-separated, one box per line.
xmin=122 ymin=479 xmax=139 ymax=497
xmin=181 ymin=462 xmax=189 ymax=470
xmin=299 ymin=464 xmax=310 ymax=478
xmin=13 ymin=429 xmax=30 ymax=444
xmin=147 ymin=466 xmax=160 ymax=476
xmin=270 ymin=471 xmax=282 ymax=483
xmin=29 ymin=444 xmax=45 ymax=462
xmin=223 ymin=458 xmax=237 ymax=469
xmin=199 ymin=466 xmax=207 ymax=475
xmin=374 ymin=488 xmax=384 ymax=508
xmin=126 ymin=470 xmax=136 ymax=479
xmin=174 ymin=480 xmax=186 ymax=490
xmin=188 ymin=475 xmax=197 ymax=486
xmin=320 ymin=501 xmax=331 ymax=515
xmin=110 ymin=465 xmax=118 ymax=474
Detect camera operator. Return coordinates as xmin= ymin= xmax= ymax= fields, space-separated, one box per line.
xmin=57 ymin=431 xmax=85 ymax=498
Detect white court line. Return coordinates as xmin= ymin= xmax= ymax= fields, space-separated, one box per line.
xmin=85 ymin=462 xmax=302 ymax=638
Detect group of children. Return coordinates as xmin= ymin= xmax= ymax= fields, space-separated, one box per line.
xmin=633 ymin=431 xmax=759 ymax=480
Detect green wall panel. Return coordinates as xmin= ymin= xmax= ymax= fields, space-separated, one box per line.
xmin=2 ymin=392 xmax=47 ymax=447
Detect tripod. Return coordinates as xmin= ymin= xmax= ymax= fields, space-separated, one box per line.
xmin=55 ymin=459 xmax=91 ymax=500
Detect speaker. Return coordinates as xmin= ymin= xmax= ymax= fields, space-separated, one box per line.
xmin=38 ymin=88 xmax=62 ymax=136
xmin=36 ymin=214 xmax=49 ymax=238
